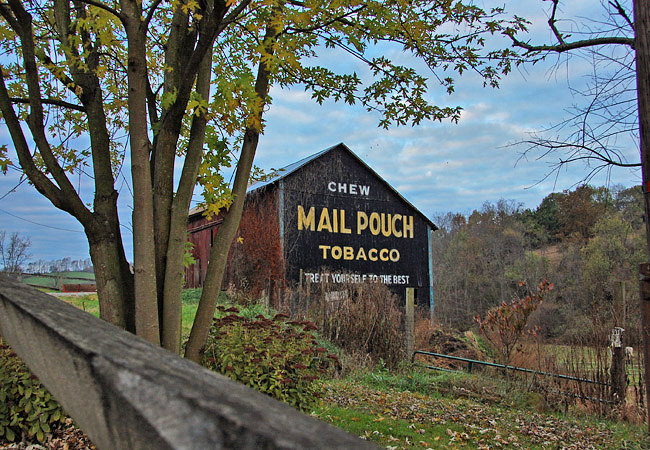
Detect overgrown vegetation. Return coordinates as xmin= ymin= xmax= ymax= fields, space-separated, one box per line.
xmin=433 ymin=184 xmax=644 ymax=344
xmin=283 ymin=280 xmax=406 ymax=369
xmin=0 ymin=339 xmax=65 ymax=443
xmin=475 ymin=280 xmax=552 ymax=367
xmin=201 ymin=307 xmax=338 ymax=412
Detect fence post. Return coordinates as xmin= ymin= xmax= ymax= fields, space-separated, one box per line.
xmin=638 ymin=263 xmax=650 ymax=432
xmin=406 ymin=288 xmax=415 ymax=360
xmin=609 ymin=327 xmax=626 ymax=402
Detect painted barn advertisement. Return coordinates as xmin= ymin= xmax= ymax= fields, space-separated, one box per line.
xmin=280 ymin=146 xmax=434 ymax=302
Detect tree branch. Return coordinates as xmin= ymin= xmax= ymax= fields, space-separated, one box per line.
xmin=511 ymin=35 xmax=635 ymax=54
xmin=282 ymin=6 xmax=365 ymax=35
xmin=520 ymin=139 xmax=641 ymax=168
xmin=218 ymin=0 xmax=253 ymax=32
xmin=75 ymin=0 xmax=125 ymax=23
xmin=0 ymin=72 xmax=93 ymax=225
xmin=609 ymin=0 xmax=634 ymax=32
xmin=7 ymin=0 xmax=93 ymax=223
xmin=0 ymin=3 xmax=20 ymax=32
xmin=146 ymin=78 xmax=159 ymax=127
xmin=547 ymin=0 xmax=564 ymax=45
xmin=9 ymin=97 xmax=86 ymax=112
xmin=144 ymin=0 xmax=164 ymax=28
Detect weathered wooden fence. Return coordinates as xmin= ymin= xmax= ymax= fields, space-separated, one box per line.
xmin=0 ymin=276 xmax=374 ymax=449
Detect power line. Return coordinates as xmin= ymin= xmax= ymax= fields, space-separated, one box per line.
xmin=0 ymin=177 xmax=27 ymax=201
xmin=0 ymin=207 xmax=84 ymax=233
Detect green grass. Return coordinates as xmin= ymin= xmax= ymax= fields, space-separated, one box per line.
xmin=23 ymin=271 xmax=95 ymax=290
xmin=57 ymin=288 xmax=244 ymax=341
xmin=57 ymin=290 xmax=211 ymax=339
xmin=52 ymin=271 xmax=95 ymax=280
xmin=315 ymin=404 xmax=460 ymax=448
xmin=23 ymin=276 xmax=60 ymax=289
xmin=60 ymin=294 xmax=100 ymax=317
xmin=315 ymin=369 xmax=650 ymax=449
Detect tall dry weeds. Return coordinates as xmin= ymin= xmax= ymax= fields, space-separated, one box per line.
xmin=279 ymin=276 xmax=405 ymax=368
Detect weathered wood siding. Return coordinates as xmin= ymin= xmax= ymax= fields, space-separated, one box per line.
xmin=280 ymin=145 xmax=433 ymax=307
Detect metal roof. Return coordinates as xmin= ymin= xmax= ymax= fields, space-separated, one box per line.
xmin=247 ymin=143 xmax=437 ymax=230
xmin=246 ymin=144 xmax=337 ymax=193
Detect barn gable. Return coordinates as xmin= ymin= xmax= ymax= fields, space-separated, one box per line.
xmin=247 ymin=143 xmax=436 ymax=231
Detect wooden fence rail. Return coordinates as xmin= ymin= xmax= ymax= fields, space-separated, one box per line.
xmin=0 ymin=276 xmax=374 ymax=449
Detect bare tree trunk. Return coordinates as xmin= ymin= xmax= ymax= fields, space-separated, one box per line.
xmin=637 ymin=2 xmax=650 ymax=257
xmin=122 ymin=0 xmax=159 ymax=345
xmin=184 ymin=126 xmax=262 ymax=362
xmin=185 ymin=20 xmax=276 ymax=361
xmin=160 ymin=44 xmax=214 ymax=353
xmin=634 ymin=0 xmax=650 ymax=432
xmin=88 ymin=233 xmax=134 ymax=331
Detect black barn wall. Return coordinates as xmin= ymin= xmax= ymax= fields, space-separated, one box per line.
xmin=280 ymin=146 xmax=432 ymax=309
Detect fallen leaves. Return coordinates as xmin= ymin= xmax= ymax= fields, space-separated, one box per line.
xmin=316 ymin=378 xmax=641 ymax=448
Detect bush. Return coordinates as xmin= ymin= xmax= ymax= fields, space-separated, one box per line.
xmin=200 ymin=307 xmax=337 ymax=412
xmin=0 ymin=339 xmax=66 ymax=443
xmin=475 ymin=279 xmax=552 ymax=367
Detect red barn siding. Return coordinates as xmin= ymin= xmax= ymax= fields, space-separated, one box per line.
xmin=185 ymin=189 xmax=286 ymax=293
xmin=185 ymin=211 xmax=224 ymax=288
xmin=224 ymin=190 xmax=285 ymax=296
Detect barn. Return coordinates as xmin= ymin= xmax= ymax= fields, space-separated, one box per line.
xmin=186 ymin=143 xmax=436 ymax=312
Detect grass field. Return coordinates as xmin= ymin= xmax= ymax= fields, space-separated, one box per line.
xmin=23 ymin=271 xmax=95 ymax=290
xmin=314 ymin=370 xmax=648 ymax=448
xmin=56 ymin=288 xmax=228 ymax=340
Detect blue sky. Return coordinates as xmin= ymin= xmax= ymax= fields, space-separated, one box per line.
xmin=0 ymin=0 xmax=640 ymax=262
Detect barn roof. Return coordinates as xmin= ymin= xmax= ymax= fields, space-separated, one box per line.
xmin=247 ymin=143 xmax=437 ymax=230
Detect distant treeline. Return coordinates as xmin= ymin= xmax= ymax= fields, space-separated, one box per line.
xmin=24 ymin=257 xmax=93 ymax=274
xmin=432 ymin=184 xmax=644 ymax=344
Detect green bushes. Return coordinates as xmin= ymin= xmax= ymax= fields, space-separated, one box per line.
xmin=0 ymin=340 xmax=65 ymax=443
xmin=200 ymin=307 xmax=338 ymax=412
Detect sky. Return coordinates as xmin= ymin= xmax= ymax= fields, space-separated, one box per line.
xmin=0 ymin=0 xmax=641 ymax=263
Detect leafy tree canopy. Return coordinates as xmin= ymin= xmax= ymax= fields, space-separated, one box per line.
xmin=0 ymin=0 xmax=519 ymax=357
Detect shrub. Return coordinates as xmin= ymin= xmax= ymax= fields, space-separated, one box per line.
xmin=475 ymin=279 xmax=553 ymax=367
xmin=0 ymin=339 xmax=66 ymax=443
xmin=201 ymin=308 xmax=337 ymax=412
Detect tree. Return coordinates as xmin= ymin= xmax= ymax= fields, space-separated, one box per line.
xmin=503 ymin=1 xmax=639 ymax=182
xmin=0 ymin=0 xmax=516 ymax=360
xmin=500 ymin=0 xmax=650 ymax=427
xmin=614 ymin=184 xmax=645 ymax=229
xmin=554 ymin=185 xmax=610 ymax=241
xmin=581 ymin=212 xmax=645 ymax=326
xmin=431 ymin=200 xmax=537 ymax=329
xmin=0 ymin=231 xmax=31 ymax=273
xmin=501 ymin=0 xmax=650 ymax=255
